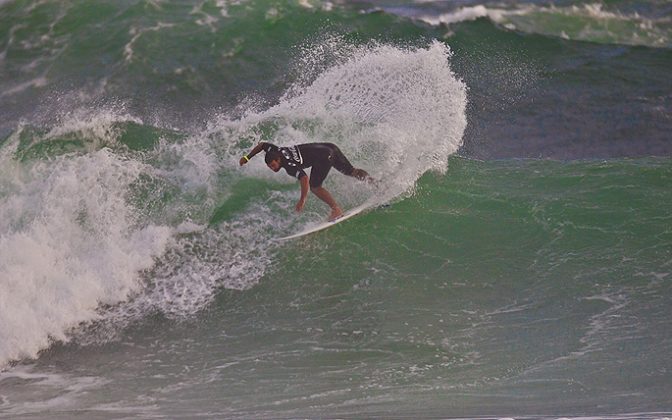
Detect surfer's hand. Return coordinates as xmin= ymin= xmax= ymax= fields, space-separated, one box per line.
xmin=239 ymin=157 xmax=248 ymax=166
xmin=295 ymin=199 xmax=305 ymax=213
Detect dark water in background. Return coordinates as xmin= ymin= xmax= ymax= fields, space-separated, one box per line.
xmin=1 ymin=1 xmax=671 ymax=418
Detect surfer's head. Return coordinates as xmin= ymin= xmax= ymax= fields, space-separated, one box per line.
xmin=265 ymin=150 xmax=283 ymax=172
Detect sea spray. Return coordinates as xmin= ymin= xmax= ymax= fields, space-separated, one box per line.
xmin=219 ymin=40 xmax=467 ymax=205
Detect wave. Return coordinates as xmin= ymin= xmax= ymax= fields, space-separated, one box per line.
xmin=0 ymin=130 xmax=174 ymax=367
xmin=0 ymin=40 xmax=467 ymax=368
xmin=409 ymin=3 xmax=672 ymax=49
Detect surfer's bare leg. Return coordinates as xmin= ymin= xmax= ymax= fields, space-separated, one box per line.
xmin=328 ymin=145 xmax=375 ymax=184
xmin=311 ymin=187 xmax=343 ymax=221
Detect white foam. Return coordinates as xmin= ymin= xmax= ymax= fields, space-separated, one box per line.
xmin=0 ymin=364 xmax=109 ymax=415
xmin=190 ymin=2 xmax=220 ymax=30
xmin=59 ymin=120 xmax=290 ymax=343
xmin=415 ymin=3 xmax=671 ymax=48
xmin=124 ymin=22 xmax=175 ymax=63
xmin=43 ymin=107 xmax=143 ymax=150
xmin=213 ymin=0 xmax=248 ymax=17
xmin=0 ymin=137 xmax=173 ymax=368
xmin=418 ymin=5 xmax=506 ymax=26
xmin=129 ymin=201 xmax=283 ymax=316
xmin=298 ymin=0 xmax=313 ymax=9
xmin=0 ymin=76 xmax=48 ymax=98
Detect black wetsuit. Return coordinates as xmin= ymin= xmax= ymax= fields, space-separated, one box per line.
xmin=262 ymin=142 xmax=355 ymax=188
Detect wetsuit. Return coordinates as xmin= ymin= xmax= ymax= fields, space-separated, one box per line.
xmin=262 ymin=142 xmax=355 ymax=188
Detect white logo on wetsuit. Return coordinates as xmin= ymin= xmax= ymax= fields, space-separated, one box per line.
xmin=281 ymin=146 xmax=303 ymax=165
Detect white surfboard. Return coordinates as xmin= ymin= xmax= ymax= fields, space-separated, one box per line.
xmin=276 ymin=203 xmax=371 ymax=241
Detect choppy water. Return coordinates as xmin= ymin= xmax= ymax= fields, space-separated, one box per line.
xmin=1 ymin=0 xmax=671 ymax=418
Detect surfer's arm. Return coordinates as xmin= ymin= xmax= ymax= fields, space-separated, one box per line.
xmin=295 ymin=174 xmax=309 ymax=212
xmin=239 ymin=142 xmax=270 ymax=166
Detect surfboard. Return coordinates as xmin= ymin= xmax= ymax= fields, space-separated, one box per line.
xmin=276 ymin=203 xmax=371 ymax=241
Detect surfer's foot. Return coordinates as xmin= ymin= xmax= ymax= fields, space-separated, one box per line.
xmin=351 ymin=168 xmax=373 ymax=183
xmin=329 ymin=207 xmax=343 ymax=221
xmin=367 ymin=177 xmax=381 ymax=187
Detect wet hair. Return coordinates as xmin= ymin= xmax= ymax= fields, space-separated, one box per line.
xmin=265 ymin=149 xmax=282 ymax=165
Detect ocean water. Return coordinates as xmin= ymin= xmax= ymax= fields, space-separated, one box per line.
xmin=0 ymin=0 xmax=671 ymax=418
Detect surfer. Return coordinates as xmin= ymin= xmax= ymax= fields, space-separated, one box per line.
xmin=239 ymin=142 xmax=372 ymax=220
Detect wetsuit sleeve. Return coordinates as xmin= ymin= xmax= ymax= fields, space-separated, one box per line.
xmin=244 ymin=142 xmax=276 ymax=161
xmin=262 ymin=142 xmax=277 ymax=153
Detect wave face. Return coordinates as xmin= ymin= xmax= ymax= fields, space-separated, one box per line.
xmin=0 ymin=0 xmax=671 ymax=418
xmin=0 ymin=38 xmax=467 ymax=368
